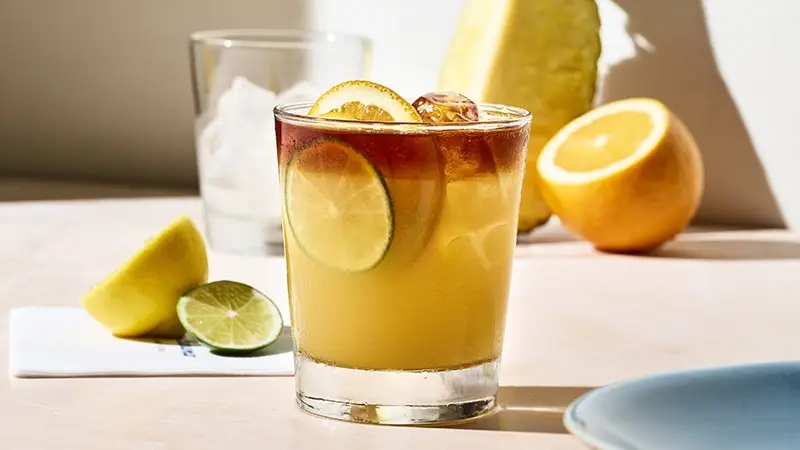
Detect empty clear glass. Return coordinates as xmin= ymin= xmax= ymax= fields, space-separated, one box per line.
xmin=189 ymin=30 xmax=372 ymax=255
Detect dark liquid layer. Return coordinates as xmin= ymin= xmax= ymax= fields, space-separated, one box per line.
xmin=276 ymin=121 xmax=530 ymax=179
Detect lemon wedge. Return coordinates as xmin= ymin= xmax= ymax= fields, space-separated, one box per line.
xmin=80 ymin=215 xmax=209 ymax=337
xmin=309 ymin=80 xmax=422 ymax=122
xmin=537 ymin=98 xmax=704 ymax=252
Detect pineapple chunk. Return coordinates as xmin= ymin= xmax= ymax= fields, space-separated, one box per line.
xmin=438 ymin=0 xmax=601 ymax=233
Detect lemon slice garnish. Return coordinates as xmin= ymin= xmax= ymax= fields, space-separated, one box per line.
xmin=309 ymin=80 xmax=422 ymax=122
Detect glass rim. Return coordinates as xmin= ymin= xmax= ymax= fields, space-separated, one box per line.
xmin=274 ymin=101 xmax=532 ymax=133
xmin=189 ymin=29 xmax=371 ymax=50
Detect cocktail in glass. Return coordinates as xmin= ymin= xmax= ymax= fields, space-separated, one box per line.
xmin=274 ymin=96 xmax=530 ymax=425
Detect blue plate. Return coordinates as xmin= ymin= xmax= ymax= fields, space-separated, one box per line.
xmin=564 ymin=361 xmax=800 ymax=449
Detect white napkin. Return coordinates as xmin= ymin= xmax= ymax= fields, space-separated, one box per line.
xmin=8 ymin=307 xmax=295 ymax=378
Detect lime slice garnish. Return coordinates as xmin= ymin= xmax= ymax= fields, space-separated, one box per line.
xmin=285 ymin=139 xmax=394 ymax=272
xmin=177 ymin=281 xmax=284 ymax=353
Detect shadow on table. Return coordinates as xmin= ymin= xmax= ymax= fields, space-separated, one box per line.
xmin=126 ymin=326 xmax=294 ymax=357
xmin=643 ymin=239 xmax=800 ymax=261
xmin=450 ymin=386 xmax=594 ymax=434
xmin=515 ymin=225 xmax=747 ymax=247
xmin=211 ymin=326 xmax=294 ymax=357
xmin=516 ymin=225 xmax=578 ymax=245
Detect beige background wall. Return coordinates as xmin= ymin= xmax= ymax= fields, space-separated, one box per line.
xmin=597 ymin=0 xmax=784 ymax=228
xmin=0 ymin=0 xmax=791 ymax=228
xmin=0 ymin=0 xmax=308 ymax=188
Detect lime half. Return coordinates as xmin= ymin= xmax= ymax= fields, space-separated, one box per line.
xmin=285 ymin=139 xmax=394 ymax=272
xmin=177 ymin=281 xmax=284 ymax=353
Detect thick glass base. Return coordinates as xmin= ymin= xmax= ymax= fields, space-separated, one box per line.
xmin=294 ymin=353 xmax=499 ymax=425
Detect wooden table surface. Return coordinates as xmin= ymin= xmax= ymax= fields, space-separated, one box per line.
xmin=2 ymin=195 xmax=799 ymax=449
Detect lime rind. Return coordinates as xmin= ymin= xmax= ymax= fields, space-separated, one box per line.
xmin=284 ymin=138 xmax=395 ymax=272
xmin=177 ymin=280 xmax=284 ymax=353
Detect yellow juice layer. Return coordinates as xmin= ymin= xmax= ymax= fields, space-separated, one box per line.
xmin=285 ymin=171 xmax=523 ymax=371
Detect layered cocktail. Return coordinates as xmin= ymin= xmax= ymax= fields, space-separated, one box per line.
xmin=274 ymin=81 xmax=530 ymax=424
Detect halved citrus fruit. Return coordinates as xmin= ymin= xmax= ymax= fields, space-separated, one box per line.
xmin=285 ymin=139 xmax=394 ymax=272
xmin=177 ymin=281 xmax=283 ymax=353
xmin=80 ymin=215 xmax=208 ymax=338
xmin=537 ymin=98 xmax=704 ymax=252
xmin=308 ymin=80 xmax=422 ymax=122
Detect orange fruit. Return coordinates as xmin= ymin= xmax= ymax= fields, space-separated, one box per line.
xmin=537 ymin=98 xmax=704 ymax=252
